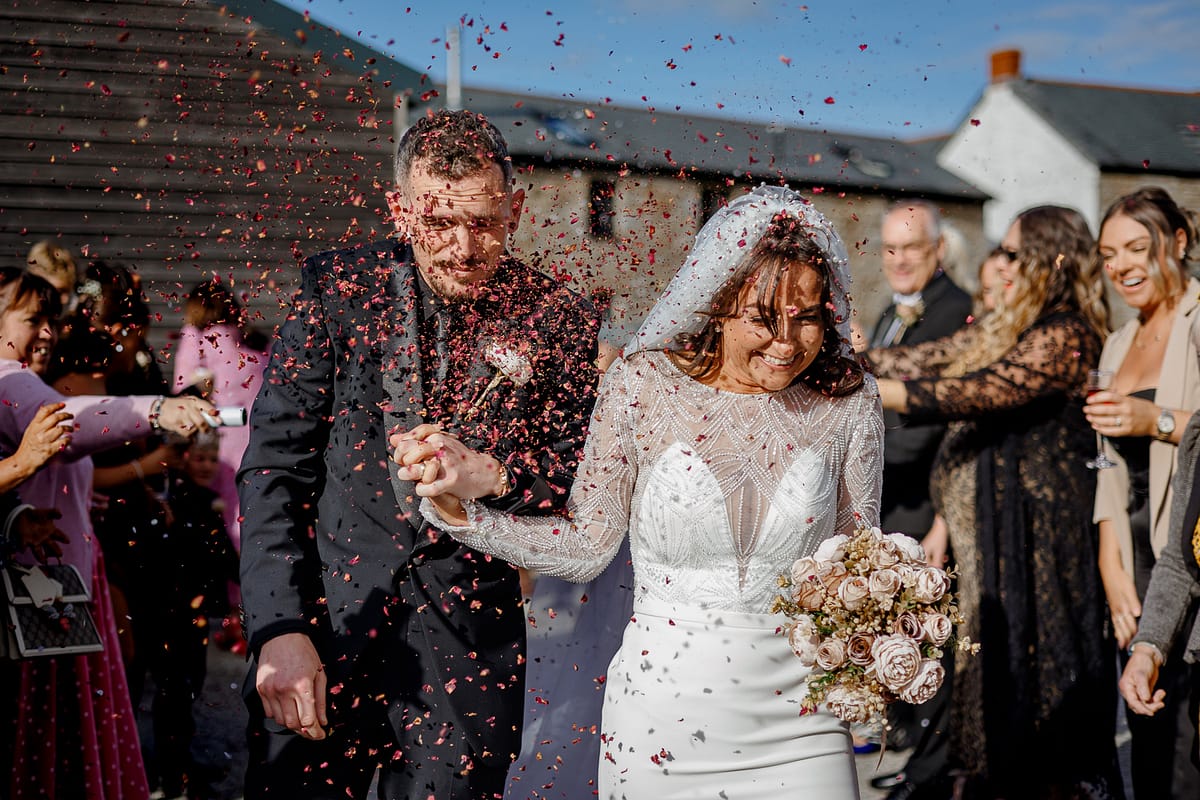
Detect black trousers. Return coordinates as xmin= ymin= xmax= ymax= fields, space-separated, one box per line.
xmin=244 ymin=678 xmax=509 ymax=800
xmin=243 ymin=610 xmax=513 ymax=800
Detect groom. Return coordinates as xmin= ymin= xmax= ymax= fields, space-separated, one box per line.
xmin=238 ymin=109 xmax=602 ymax=799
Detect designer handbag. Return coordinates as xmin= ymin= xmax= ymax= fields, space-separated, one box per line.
xmin=1 ymin=563 xmax=103 ymax=658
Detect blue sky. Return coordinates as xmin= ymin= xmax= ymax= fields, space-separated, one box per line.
xmin=274 ymin=0 xmax=1199 ymax=139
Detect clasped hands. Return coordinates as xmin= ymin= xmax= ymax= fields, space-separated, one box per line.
xmin=389 ymin=424 xmax=509 ymax=526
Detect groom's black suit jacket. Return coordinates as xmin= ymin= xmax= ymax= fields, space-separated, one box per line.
xmin=238 ymin=240 xmax=601 ymax=766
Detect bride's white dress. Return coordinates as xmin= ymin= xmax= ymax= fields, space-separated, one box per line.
xmin=433 ymin=350 xmax=882 ymax=799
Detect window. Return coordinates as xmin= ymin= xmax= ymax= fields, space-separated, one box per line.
xmin=588 ymin=179 xmax=616 ymax=240
xmin=701 ymin=187 xmax=727 ymax=223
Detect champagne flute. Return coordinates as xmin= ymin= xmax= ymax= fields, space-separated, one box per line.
xmin=1086 ymin=369 xmax=1116 ymax=470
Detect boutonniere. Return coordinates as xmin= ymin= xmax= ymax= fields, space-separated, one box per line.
xmin=895 ymin=300 xmax=925 ymax=328
xmin=466 ymin=339 xmax=534 ymax=418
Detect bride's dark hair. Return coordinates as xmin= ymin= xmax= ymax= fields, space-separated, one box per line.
xmin=668 ymin=212 xmax=865 ymax=397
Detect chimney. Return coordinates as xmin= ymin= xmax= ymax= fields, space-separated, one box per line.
xmin=990 ymin=49 xmax=1022 ymax=83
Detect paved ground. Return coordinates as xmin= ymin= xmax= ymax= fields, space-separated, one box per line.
xmin=165 ymin=641 xmax=1131 ymax=800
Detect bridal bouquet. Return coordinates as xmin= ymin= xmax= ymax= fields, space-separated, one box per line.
xmin=774 ymin=527 xmax=977 ymax=725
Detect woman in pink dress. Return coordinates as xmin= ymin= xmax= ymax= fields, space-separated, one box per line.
xmin=0 ymin=268 xmax=215 ymax=800
xmin=172 ymin=280 xmax=267 ymax=551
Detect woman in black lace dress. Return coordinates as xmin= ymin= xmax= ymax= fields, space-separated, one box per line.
xmin=868 ymin=206 xmax=1124 ymax=799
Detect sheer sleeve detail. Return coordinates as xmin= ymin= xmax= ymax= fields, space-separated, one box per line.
xmin=425 ymin=358 xmax=639 ymax=583
xmin=868 ymin=325 xmax=979 ymax=381
xmin=903 ymin=313 xmax=1100 ymax=423
xmin=838 ymin=376 xmax=884 ymax=533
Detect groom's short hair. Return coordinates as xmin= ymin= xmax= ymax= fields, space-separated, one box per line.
xmin=394 ymin=109 xmax=513 ymax=193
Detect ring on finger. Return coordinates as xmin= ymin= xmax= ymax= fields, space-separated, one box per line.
xmin=1114 ymin=416 xmax=1122 ymax=427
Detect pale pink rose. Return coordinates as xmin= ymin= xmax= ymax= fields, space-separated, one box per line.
xmin=892 ymin=562 xmax=918 ymax=584
xmin=846 ymin=632 xmax=876 ymax=666
xmin=815 ymin=638 xmax=847 ymax=672
xmin=922 ymin=612 xmax=953 ymax=646
xmin=793 ymin=578 xmax=826 ymax=611
xmin=817 ymin=561 xmax=849 ymax=593
xmin=791 ymin=557 xmax=820 ymax=585
xmin=791 ymin=613 xmax=817 ymax=638
xmin=868 ymin=538 xmax=901 ymax=569
xmin=789 ymin=624 xmax=820 ymax=667
xmin=899 ymin=659 xmax=945 ymax=704
xmin=887 ymin=532 xmax=926 ymax=562
xmin=893 ymin=611 xmax=924 ymax=640
xmin=814 ymin=534 xmax=850 ymax=562
xmin=837 ymin=575 xmax=871 ymax=610
xmin=868 ymin=569 xmax=902 ymax=602
xmin=871 ymin=634 xmax=923 ymax=692
xmin=824 ymin=685 xmax=874 ymax=724
xmin=913 ymin=567 xmax=951 ymax=603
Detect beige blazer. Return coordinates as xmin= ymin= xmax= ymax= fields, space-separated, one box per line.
xmin=1094 ymin=278 xmax=1200 ymax=575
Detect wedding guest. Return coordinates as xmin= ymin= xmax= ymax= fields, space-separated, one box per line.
xmin=0 ymin=403 xmax=72 ymax=792
xmin=973 ymin=246 xmax=1006 ymax=315
xmin=1086 ymin=187 xmax=1200 ymax=797
xmin=867 ymin=200 xmax=971 ymax=798
xmin=869 ymin=206 xmax=1122 ymax=798
xmin=0 ymin=267 xmax=215 ymax=800
xmin=237 ymin=109 xmax=602 ymax=800
xmin=405 ymin=186 xmax=881 ymax=798
xmin=172 ymin=278 xmax=266 ymax=551
xmin=145 ymin=431 xmax=240 ymax=798
xmin=1120 ymin=411 xmax=1200 ymax=786
xmin=25 ymin=240 xmax=78 ymax=312
xmin=57 ymin=261 xmax=178 ymax=703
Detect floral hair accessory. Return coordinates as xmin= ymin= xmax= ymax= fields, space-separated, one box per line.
xmin=775 ymin=527 xmax=977 ymax=727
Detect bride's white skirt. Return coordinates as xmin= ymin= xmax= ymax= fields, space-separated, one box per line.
xmin=600 ymin=598 xmax=859 ymax=800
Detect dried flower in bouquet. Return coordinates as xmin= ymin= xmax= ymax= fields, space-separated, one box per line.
xmin=773 ymin=527 xmax=978 ymax=726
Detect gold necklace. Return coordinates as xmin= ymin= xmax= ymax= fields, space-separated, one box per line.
xmin=1134 ymin=318 xmax=1168 ymax=350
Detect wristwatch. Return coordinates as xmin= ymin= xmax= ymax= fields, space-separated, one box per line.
xmin=1155 ymin=408 xmax=1176 ymax=442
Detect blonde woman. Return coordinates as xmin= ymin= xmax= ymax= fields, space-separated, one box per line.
xmin=868 ymin=206 xmax=1121 ymax=799
xmin=1086 ymin=186 xmax=1200 ymax=798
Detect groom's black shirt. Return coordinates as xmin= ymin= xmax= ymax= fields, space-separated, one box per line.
xmin=238 ymin=240 xmax=601 ymax=765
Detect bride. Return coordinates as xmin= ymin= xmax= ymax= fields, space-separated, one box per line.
xmin=394 ymin=185 xmax=882 ymax=799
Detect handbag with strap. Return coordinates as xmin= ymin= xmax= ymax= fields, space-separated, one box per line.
xmin=1 ymin=563 xmax=103 ymax=658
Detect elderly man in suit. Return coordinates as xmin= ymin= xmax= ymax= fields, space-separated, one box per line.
xmin=238 ymin=109 xmax=602 ymax=800
xmin=869 ymin=200 xmax=972 ymax=800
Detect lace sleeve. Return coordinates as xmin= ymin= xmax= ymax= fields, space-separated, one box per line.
xmin=837 ymin=377 xmax=884 ymax=533
xmin=868 ymin=325 xmax=978 ymax=381
xmin=424 ymin=358 xmax=638 ymax=583
xmin=903 ymin=313 xmax=1100 ymax=422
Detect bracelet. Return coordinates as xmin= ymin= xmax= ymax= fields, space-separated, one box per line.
xmin=148 ymin=397 xmax=164 ymax=432
xmin=492 ymin=463 xmax=513 ymax=498
xmin=1129 ymin=641 xmax=1165 ymax=667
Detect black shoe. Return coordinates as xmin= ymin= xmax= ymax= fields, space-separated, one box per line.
xmin=885 ymin=782 xmax=920 ymax=800
xmin=871 ymin=770 xmax=908 ymax=790
xmin=886 ymin=776 xmax=955 ymax=800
